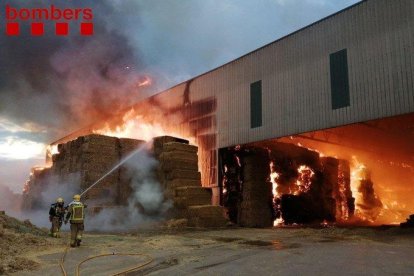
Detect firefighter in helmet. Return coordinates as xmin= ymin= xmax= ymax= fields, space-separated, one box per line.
xmin=49 ymin=197 xmax=66 ymax=238
xmin=65 ymin=194 xmax=86 ymax=247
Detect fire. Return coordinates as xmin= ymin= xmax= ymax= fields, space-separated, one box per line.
xmin=350 ymin=156 xmax=371 ymax=221
xmin=338 ymin=169 xmax=350 ymax=220
xmin=295 ymin=165 xmax=314 ymax=195
xmin=270 ymin=162 xmax=284 ymax=226
xmin=31 ymin=165 xmax=51 ymax=172
xmin=93 ymin=109 xmax=190 ymax=143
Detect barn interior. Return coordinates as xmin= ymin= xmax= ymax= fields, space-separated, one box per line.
xmin=220 ymin=112 xmax=414 ymax=227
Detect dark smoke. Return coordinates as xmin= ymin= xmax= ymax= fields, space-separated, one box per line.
xmin=0 ymin=0 xmax=361 ymax=143
xmin=0 ymin=0 xmax=149 ymax=140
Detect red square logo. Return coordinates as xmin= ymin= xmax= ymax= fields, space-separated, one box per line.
xmin=56 ymin=22 xmax=69 ymax=36
xmin=80 ymin=22 xmax=94 ymax=36
xmin=31 ymin=23 xmax=44 ymax=36
xmin=6 ymin=22 xmax=20 ymax=36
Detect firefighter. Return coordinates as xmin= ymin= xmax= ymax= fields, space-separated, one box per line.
xmin=65 ymin=194 xmax=86 ymax=247
xmin=49 ymin=197 xmax=66 ymax=238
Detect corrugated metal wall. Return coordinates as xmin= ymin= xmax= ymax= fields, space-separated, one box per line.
xmin=178 ymin=0 xmax=413 ymax=148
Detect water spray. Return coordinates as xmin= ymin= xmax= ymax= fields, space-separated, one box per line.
xmin=80 ymin=142 xmax=150 ymax=198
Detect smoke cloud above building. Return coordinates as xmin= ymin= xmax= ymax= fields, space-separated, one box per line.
xmin=0 ymin=0 xmax=359 ymax=192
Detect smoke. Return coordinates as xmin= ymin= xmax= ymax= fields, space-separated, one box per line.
xmin=87 ymin=146 xmax=171 ymax=231
xmin=0 ymin=184 xmax=22 ymax=212
xmin=0 ymin=0 xmax=151 ymax=140
xmin=1 ymin=145 xmax=170 ymax=231
xmin=0 ymin=0 xmax=361 ymax=142
xmin=0 ymin=172 xmax=80 ymax=227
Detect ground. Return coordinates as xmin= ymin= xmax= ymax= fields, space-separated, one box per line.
xmin=10 ymin=225 xmax=414 ymax=276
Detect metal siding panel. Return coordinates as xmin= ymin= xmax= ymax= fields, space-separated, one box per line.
xmin=189 ymin=0 xmax=413 ymax=149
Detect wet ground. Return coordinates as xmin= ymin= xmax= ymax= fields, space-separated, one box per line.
xmin=14 ymin=226 xmax=414 ymax=276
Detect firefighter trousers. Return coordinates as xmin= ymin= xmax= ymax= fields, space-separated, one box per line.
xmin=70 ymin=222 xmax=84 ymax=247
xmin=50 ymin=217 xmax=62 ymax=237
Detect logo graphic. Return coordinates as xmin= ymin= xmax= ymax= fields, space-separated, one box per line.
xmin=2 ymin=3 xmax=94 ymax=36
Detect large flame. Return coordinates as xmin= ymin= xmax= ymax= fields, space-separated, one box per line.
xmin=295 ymin=165 xmax=315 ymax=195
xmin=277 ymin=134 xmax=413 ymax=225
xmin=93 ymin=109 xmax=193 ymax=144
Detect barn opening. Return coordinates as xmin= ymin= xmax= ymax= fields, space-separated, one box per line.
xmin=219 ymin=113 xmax=414 ymax=227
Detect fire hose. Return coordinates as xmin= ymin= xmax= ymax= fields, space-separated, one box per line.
xmin=59 ymin=242 xmax=154 ymax=276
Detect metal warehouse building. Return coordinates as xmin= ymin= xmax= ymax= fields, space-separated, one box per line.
xmin=53 ymin=0 xmax=413 ymax=224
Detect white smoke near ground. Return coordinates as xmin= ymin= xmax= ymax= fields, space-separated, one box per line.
xmin=1 ymin=141 xmax=171 ymax=231
xmin=0 ymin=185 xmax=22 ymax=213
xmin=0 ymin=173 xmax=80 ymax=228
xmin=87 ymin=146 xmax=171 ymax=231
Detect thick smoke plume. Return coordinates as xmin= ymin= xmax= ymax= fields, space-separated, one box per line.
xmin=0 ymin=0 xmax=150 ymax=140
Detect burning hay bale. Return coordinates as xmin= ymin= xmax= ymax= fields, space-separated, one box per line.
xmin=22 ymin=167 xmax=52 ymax=210
xmin=354 ymin=168 xmax=383 ymax=222
xmin=220 ymin=141 xmax=361 ymax=227
xmin=24 ymin=134 xmax=226 ymax=229
xmin=24 ymin=134 xmax=146 ymax=211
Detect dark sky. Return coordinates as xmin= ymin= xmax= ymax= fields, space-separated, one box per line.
xmin=0 ymin=0 xmax=360 ymax=192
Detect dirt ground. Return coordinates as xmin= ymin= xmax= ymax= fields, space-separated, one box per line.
xmin=0 ymin=212 xmax=65 ymax=275
xmin=9 ymin=225 xmax=414 ymax=276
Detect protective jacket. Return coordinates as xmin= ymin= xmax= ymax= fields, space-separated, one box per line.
xmin=65 ymin=201 xmax=85 ymax=224
xmin=49 ymin=203 xmax=65 ymax=221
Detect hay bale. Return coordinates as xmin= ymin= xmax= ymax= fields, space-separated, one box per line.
xmin=166 ymin=170 xmax=201 ymax=180
xmin=173 ymin=195 xmax=211 ymax=208
xmin=165 ymin=179 xmax=201 ymax=189
xmin=163 ymin=142 xmax=197 ymax=154
xmin=161 ymin=159 xmax=198 ymax=171
xmin=153 ymin=136 xmax=189 ymax=156
xmin=159 ymin=151 xmax=198 ymax=162
xmin=187 ymin=205 xmax=227 ymax=227
xmin=174 ymin=187 xmax=211 ymax=198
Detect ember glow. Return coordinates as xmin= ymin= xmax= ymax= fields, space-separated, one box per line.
xmin=295 ymin=165 xmax=315 ymax=195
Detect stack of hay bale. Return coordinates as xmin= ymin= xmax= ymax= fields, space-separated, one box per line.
xmin=22 ymin=167 xmax=52 ymax=210
xmin=25 ymin=135 xmax=146 ymax=211
xmin=55 ymin=135 xmax=120 ymax=205
xmin=154 ymin=136 xmax=227 ymax=227
xmin=239 ymin=149 xmax=273 ymax=227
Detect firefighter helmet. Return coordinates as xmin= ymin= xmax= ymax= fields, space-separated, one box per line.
xmin=73 ymin=194 xmax=81 ymax=201
xmin=56 ymin=197 xmax=64 ymax=203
